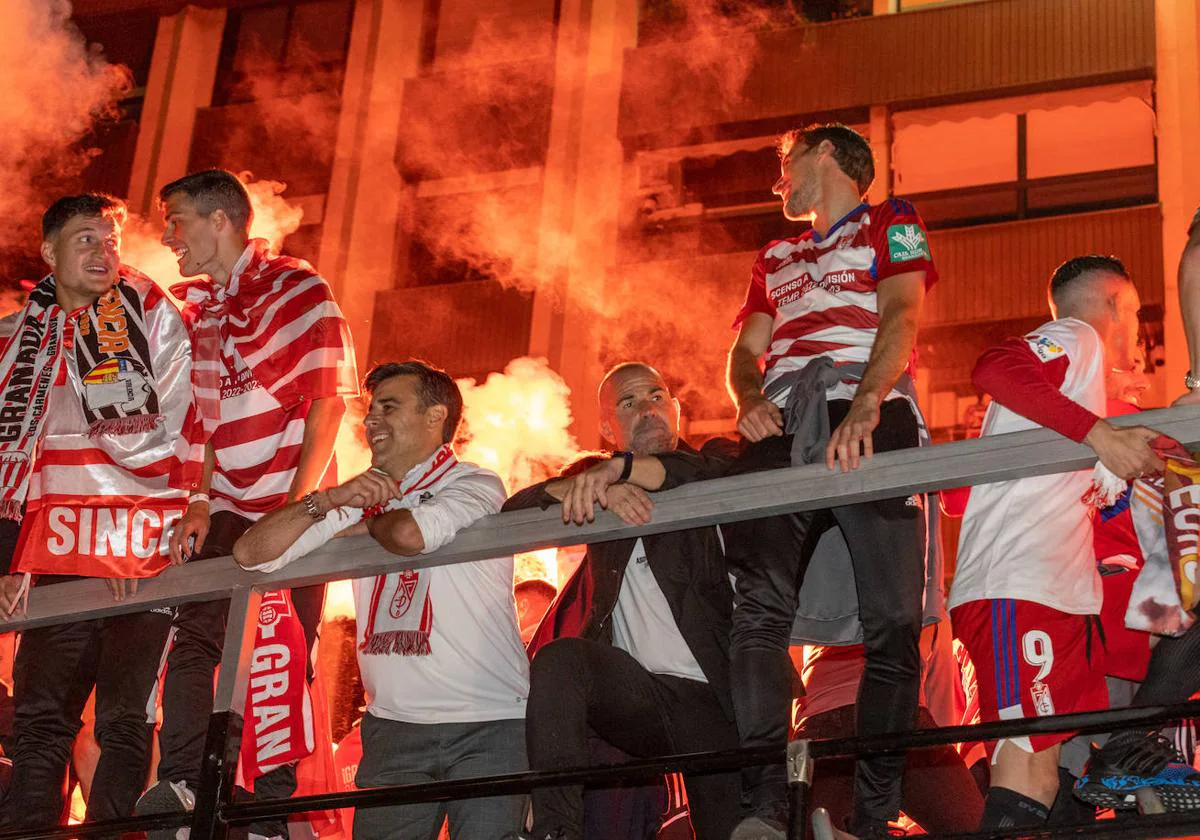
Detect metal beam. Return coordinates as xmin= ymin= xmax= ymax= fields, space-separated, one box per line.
xmin=4 ymin=403 xmax=1199 ymax=632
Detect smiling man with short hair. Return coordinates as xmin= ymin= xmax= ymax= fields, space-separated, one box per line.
xmin=235 ymin=360 xmax=530 ymax=840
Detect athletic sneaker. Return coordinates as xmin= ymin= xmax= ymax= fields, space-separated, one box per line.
xmin=1075 ymin=732 xmax=1200 ymax=811
xmin=730 ymin=815 xmax=787 ymax=840
xmin=134 ymin=779 xmax=195 ymax=840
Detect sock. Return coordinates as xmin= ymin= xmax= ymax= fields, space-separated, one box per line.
xmin=980 ymin=786 xmax=1050 ymax=829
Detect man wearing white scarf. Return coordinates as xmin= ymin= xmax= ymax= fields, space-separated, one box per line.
xmin=235 ymin=360 xmax=529 ymax=840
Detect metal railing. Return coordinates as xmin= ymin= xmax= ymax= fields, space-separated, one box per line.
xmin=4 ymin=403 xmax=1200 ymax=840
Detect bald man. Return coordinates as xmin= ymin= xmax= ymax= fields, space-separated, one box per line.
xmin=503 ymin=363 xmax=740 ymax=840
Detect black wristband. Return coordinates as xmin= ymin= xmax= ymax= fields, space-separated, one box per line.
xmin=613 ymin=450 xmax=634 ymax=482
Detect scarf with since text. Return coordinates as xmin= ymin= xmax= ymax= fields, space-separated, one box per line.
xmin=359 ymin=445 xmax=458 ymax=657
xmin=0 ymin=270 xmax=164 ymax=520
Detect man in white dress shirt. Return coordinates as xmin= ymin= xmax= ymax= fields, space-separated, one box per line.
xmin=235 ymin=360 xmax=529 ymax=840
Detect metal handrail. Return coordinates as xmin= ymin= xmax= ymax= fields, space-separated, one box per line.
xmin=4 ymin=403 xmax=1199 ymax=632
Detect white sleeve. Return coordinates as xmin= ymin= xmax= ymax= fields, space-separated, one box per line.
xmin=250 ymin=505 xmax=364 ymax=573
xmin=410 ymin=471 xmax=505 ymax=554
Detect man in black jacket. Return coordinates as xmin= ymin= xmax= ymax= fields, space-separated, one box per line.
xmin=504 ymin=362 xmax=740 ymax=840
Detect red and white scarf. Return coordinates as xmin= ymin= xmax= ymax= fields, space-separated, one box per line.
xmin=1126 ymin=441 xmax=1200 ymax=636
xmin=240 ymin=590 xmax=316 ymax=784
xmin=0 ymin=270 xmax=173 ymax=521
xmin=359 ymin=445 xmax=458 ymax=657
xmin=170 ymin=239 xmax=358 ymax=440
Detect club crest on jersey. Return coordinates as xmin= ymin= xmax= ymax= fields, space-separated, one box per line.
xmin=1028 ymin=335 xmax=1066 ymax=362
xmin=82 ymin=357 xmax=152 ymax=413
xmin=390 ymin=569 xmax=421 ymax=618
xmin=1031 ymin=680 xmax=1055 ymax=717
xmin=887 ymin=224 xmax=930 ymax=263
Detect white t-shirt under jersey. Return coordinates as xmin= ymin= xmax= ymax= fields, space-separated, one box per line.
xmin=610 ymin=539 xmax=707 ymax=683
xmin=949 ymin=318 xmax=1106 ymax=615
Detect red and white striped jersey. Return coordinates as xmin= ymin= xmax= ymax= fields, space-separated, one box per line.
xmin=734 ymin=199 xmax=938 ymax=404
xmin=175 ymin=241 xmax=358 ymax=520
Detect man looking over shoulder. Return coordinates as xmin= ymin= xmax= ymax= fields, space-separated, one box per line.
xmin=722 ymin=123 xmax=937 ymax=839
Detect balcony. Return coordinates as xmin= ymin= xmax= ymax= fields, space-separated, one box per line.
xmin=619 ymin=0 xmax=1155 ymax=145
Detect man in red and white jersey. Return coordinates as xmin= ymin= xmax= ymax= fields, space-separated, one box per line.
xmin=950 ymin=255 xmax=1164 ymax=829
xmin=722 ymin=123 xmax=936 ymax=839
xmin=0 ymin=194 xmax=199 ymax=831
xmin=135 ymin=170 xmax=357 ymax=839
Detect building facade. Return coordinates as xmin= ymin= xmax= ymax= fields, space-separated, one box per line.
xmin=70 ymin=0 xmax=1200 ymax=447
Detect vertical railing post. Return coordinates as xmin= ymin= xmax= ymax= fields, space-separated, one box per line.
xmin=787 ymin=739 xmax=814 ymax=840
xmin=189 ymin=587 xmax=261 ymax=840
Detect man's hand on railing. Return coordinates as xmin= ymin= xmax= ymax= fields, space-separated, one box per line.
xmin=104 ymin=578 xmax=140 ymax=602
xmin=1083 ymin=420 xmax=1165 ymax=480
xmin=558 ymin=458 xmax=627 ymax=525
xmin=169 ymin=499 xmax=211 ymax=564
xmin=604 ymin=483 xmax=655 ymax=526
xmin=0 ymin=574 xmax=24 ymax=618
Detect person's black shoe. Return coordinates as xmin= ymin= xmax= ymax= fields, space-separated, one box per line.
xmin=1075 ymin=732 xmax=1200 ymax=811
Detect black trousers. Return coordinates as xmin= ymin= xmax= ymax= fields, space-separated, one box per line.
xmin=797 ymin=706 xmax=983 ymax=838
xmin=0 ymin=607 xmax=173 ymax=830
xmin=721 ymin=399 xmax=926 ymax=832
xmin=526 ymin=637 xmax=741 ymax=840
xmin=156 ymin=511 xmax=325 ymax=838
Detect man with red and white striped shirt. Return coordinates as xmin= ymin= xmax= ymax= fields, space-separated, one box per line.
xmin=135 ymin=170 xmax=357 ymax=840
xmin=722 ymin=124 xmax=936 ymax=840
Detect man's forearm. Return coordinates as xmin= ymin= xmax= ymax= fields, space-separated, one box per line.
xmin=288 ymin=397 xmax=346 ymax=502
xmin=367 ymin=508 xmax=424 ymax=556
xmin=854 ymin=306 xmax=920 ymax=405
xmin=234 ymin=500 xmax=320 ymax=567
xmin=542 ymin=456 xmax=668 ymax=499
xmin=198 ymin=443 xmax=214 ymax=495
xmin=727 ymin=345 xmax=765 ymax=406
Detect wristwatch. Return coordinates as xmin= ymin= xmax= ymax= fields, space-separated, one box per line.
xmin=611 ymin=450 xmax=635 ymax=482
xmin=302 ymin=491 xmax=326 ymax=521
xmin=1187 ymin=370 xmax=1200 ymax=391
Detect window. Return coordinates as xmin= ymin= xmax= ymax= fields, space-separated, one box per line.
xmin=893 ymin=114 xmax=1018 ymax=194
xmin=213 ymin=0 xmax=354 ymax=106
xmin=892 ymin=83 xmax=1157 ymax=228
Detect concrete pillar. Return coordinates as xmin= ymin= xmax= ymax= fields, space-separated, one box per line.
xmin=126 ymin=5 xmax=226 ymax=215
xmin=867 ymin=105 xmax=891 ymax=203
xmin=1155 ymin=0 xmax=1200 ymax=400
xmin=528 ymin=0 xmax=639 ymax=449
xmin=318 ymin=0 xmax=425 ymax=367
